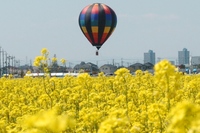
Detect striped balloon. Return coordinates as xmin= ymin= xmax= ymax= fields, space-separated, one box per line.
xmin=79 ymin=3 xmax=117 ymax=50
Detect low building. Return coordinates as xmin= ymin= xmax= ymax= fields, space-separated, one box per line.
xmin=73 ymin=62 xmax=99 ymax=74
xmin=99 ymin=64 xmax=117 ymax=75
xmin=191 ymin=56 xmax=200 ymax=65
xmin=128 ymin=63 xmax=155 ymax=74
xmin=143 ymin=62 xmax=154 ymax=73
xmin=128 ymin=63 xmax=145 ymax=72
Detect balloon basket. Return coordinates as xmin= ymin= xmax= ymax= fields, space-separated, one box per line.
xmin=96 ymin=50 xmax=99 ymax=56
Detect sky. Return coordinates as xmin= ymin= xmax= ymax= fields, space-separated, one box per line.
xmin=0 ymin=1 xmax=200 ymax=67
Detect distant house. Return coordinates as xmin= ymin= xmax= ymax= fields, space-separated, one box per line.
xmin=128 ymin=63 xmax=145 ymax=72
xmin=32 ymin=66 xmax=40 ymax=73
xmin=99 ymin=64 xmax=117 ymax=75
xmin=143 ymin=62 xmax=154 ymax=73
xmin=143 ymin=62 xmax=154 ymax=69
xmin=73 ymin=62 xmax=99 ymax=74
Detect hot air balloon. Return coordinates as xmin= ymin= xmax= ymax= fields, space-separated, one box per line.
xmin=78 ymin=3 xmax=117 ymax=55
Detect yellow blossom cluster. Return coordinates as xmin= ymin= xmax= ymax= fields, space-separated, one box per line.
xmin=1 ymin=59 xmax=200 ymax=132
xmin=60 ymin=58 xmax=66 ymax=65
xmin=33 ymin=48 xmax=50 ymax=73
xmin=33 ymin=48 xmax=66 ymax=73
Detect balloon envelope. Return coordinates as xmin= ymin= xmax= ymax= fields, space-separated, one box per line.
xmin=79 ymin=3 xmax=117 ymax=50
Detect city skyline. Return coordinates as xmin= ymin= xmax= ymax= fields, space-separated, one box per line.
xmin=0 ymin=45 xmax=198 ymax=68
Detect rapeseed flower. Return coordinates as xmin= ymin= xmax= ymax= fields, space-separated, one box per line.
xmin=41 ymin=48 xmax=48 ymax=55
xmin=2 ymin=49 xmax=200 ymax=132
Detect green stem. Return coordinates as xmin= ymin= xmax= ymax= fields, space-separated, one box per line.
xmin=43 ymin=77 xmax=53 ymax=108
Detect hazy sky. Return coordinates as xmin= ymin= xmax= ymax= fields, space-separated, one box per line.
xmin=0 ymin=1 xmax=200 ymax=66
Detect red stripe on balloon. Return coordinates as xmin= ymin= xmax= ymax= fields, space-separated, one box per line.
xmin=93 ymin=33 xmax=98 ymax=43
xmin=102 ymin=4 xmax=111 ymax=14
xmin=91 ymin=4 xmax=99 ymax=14
xmin=85 ymin=33 xmax=93 ymax=44
xmin=100 ymin=33 xmax=108 ymax=44
xmin=81 ymin=5 xmax=90 ymax=14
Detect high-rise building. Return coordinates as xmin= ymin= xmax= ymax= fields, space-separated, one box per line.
xmin=144 ymin=50 xmax=156 ymax=65
xmin=178 ymin=48 xmax=190 ymax=65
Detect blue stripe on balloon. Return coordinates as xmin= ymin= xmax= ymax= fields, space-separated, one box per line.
xmin=80 ymin=14 xmax=85 ymax=20
xmin=91 ymin=14 xmax=98 ymax=20
xmin=106 ymin=14 xmax=112 ymax=20
xmin=91 ymin=14 xmax=98 ymax=26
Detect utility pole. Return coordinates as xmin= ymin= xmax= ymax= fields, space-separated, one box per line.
xmin=11 ymin=56 xmax=14 ymax=74
xmin=121 ymin=58 xmax=123 ymax=66
xmin=13 ymin=56 xmax=15 ymax=74
xmin=30 ymin=59 xmax=32 ymax=66
xmin=5 ymin=52 xmax=7 ymax=76
xmin=8 ymin=55 xmax=11 ymax=75
xmin=30 ymin=59 xmax=32 ymax=72
xmin=2 ymin=50 xmax=4 ymax=75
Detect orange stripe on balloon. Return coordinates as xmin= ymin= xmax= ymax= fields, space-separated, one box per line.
xmin=92 ymin=26 xmax=98 ymax=43
xmin=92 ymin=27 xmax=98 ymax=33
xmin=103 ymin=27 xmax=111 ymax=33
xmin=81 ymin=27 xmax=87 ymax=33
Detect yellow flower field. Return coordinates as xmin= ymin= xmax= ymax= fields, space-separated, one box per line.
xmin=1 ymin=59 xmax=200 ymax=133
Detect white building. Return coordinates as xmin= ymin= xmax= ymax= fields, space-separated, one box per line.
xmin=99 ymin=64 xmax=117 ymax=75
